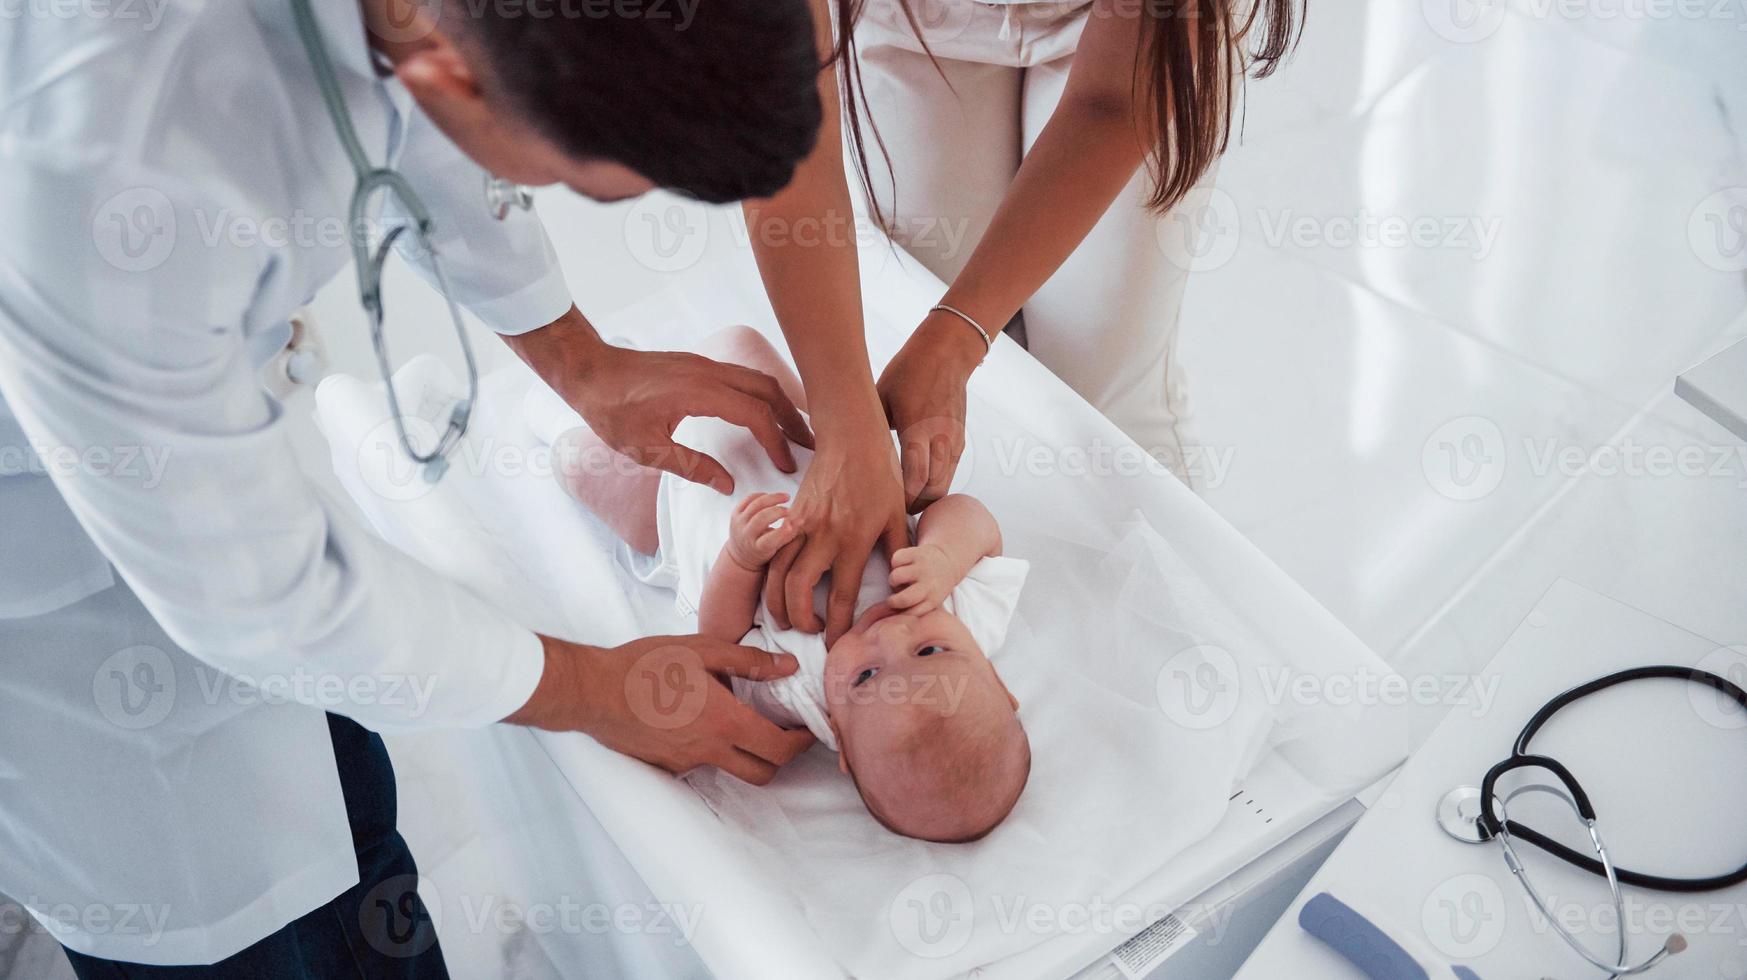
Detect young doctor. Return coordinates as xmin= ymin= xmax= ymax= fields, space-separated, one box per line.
xmin=0 ymin=1 xmax=843 ymax=976
xmin=751 ymin=0 xmax=1299 ymax=538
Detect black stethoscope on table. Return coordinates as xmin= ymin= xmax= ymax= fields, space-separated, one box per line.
xmin=1437 ymin=665 xmax=1747 ymax=976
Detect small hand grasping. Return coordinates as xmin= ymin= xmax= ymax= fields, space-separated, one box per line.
xmin=887 ymin=543 xmax=957 ymax=615
xmin=726 ymin=492 xmax=801 ymax=571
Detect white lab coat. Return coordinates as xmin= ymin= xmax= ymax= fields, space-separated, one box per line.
xmin=0 ymin=0 xmax=572 ymax=964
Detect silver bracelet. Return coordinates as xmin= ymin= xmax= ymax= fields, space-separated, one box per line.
xmin=929 ymin=303 xmax=994 ymax=355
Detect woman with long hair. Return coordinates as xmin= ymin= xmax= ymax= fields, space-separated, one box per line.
xmin=744 ymin=0 xmax=1301 ymax=639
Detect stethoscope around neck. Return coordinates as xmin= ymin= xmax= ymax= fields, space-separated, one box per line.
xmin=1437 ymin=665 xmax=1747 ymax=976
xmin=289 ymin=0 xmax=532 ymax=484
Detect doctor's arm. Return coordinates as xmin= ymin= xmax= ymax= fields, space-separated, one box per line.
xmin=877 ymin=0 xmax=1159 ymax=505
xmin=0 ymin=178 xmax=813 ymax=785
xmin=0 ymin=195 xmax=545 ymax=735
xmin=741 ymin=0 xmax=910 ymax=646
xmin=370 ymin=113 xmax=819 ymax=780
xmin=381 ymin=112 xmax=813 ymax=496
xmin=0 ymin=287 xmax=810 ymax=782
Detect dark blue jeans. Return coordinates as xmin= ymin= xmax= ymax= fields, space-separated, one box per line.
xmin=62 ymin=715 xmax=449 ymax=979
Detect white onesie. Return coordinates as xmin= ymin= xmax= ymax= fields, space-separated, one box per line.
xmin=527 ymin=388 xmax=1028 ymax=751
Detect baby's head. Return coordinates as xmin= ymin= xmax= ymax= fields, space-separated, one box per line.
xmin=822 ymin=602 xmax=1030 ymax=843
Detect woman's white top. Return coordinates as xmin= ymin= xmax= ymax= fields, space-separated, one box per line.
xmin=0 ymin=0 xmax=570 ymax=963
xmin=858 ymin=0 xmax=1092 ymax=67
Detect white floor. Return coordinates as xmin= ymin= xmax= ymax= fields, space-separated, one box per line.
xmin=9 ymin=4 xmax=1744 ymax=977
xmin=1181 ymin=2 xmax=1747 ymax=742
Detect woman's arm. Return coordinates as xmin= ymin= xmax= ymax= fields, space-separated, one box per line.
xmin=878 ymin=0 xmax=1157 ymax=506
xmin=743 ymin=0 xmax=909 ymax=646
xmin=925 ymin=1 xmax=1152 ymax=336
xmin=744 ymin=0 xmax=882 ymax=425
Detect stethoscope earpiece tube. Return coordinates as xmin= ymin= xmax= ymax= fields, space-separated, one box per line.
xmin=1511 ymin=665 xmax=1747 ymax=755
xmin=1475 ymin=665 xmax=1747 ymax=893
xmin=1497 ymin=819 xmax=1747 ymax=893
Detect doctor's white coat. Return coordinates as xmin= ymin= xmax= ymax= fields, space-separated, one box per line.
xmin=0 ymin=0 xmax=573 ymax=964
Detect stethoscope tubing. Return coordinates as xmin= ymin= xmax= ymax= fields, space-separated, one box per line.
xmin=1476 ymin=665 xmax=1747 ymax=893
xmin=289 ymin=0 xmax=479 ymax=482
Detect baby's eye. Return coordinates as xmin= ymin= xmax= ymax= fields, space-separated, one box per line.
xmin=916 ymin=645 xmax=945 ymax=657
xmin=853 ymin=667 xmax=878 ymax=687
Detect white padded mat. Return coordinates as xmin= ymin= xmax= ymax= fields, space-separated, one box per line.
xmin=314 ymin=247 xmax=1406 ymax=978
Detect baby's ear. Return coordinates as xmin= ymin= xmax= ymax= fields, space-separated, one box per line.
xmin=828 ymin=718 xmax=849 ymax=773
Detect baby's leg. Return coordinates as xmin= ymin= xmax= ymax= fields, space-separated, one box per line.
xmin=547 ymin=326 xmax=803 ymax=555
xmin=550 ymin=426 xmax=663 ymax=555
xmin=696 ymin=325 xmax=809 ymax=414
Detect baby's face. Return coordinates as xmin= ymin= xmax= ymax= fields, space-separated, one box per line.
xmin=820 ymin=601 xmax=994 ymax=725
xmin=821 ymin=602 xmax=1029 ymax=842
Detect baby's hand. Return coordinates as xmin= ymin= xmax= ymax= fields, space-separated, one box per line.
xmin=888 ymin=544 xmax=957 ymax=615
xmin=726 ymin=492 xmax=800 ymax=571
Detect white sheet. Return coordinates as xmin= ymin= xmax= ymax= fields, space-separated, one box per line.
xmin=314 ymin=245 xmax=1406 ymax=979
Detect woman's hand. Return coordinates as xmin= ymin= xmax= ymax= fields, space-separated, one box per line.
xmin=876 ymin=311 xmax=987 ymax=512
xmin=762 ymin=413 xmax=908 ymax=645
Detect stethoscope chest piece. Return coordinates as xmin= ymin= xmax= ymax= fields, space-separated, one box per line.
xmin=484 ymin=176 xmax=533 ymax=220
xmin=1437 ymin=785 xmax=1493 ymax=844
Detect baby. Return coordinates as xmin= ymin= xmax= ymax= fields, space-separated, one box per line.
xmin=526 ymin=326 xmax=1030 ymax=843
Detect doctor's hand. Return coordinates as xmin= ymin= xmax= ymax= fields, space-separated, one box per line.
xmin=504 ymin=309 xmax=813 ymax=494
xmin=762 ymin=413 xmax=909 ymax=646
xmin=876 ymin=311 xmax=983 ymax=513
xmin=506 ymin=634 xmax=817 ymax=785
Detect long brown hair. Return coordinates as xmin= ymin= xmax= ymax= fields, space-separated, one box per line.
xmin=828 ymin=0 xmax=1303 ymax=218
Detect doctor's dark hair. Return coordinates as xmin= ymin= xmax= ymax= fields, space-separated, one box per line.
xmin=833 ymin=0 xmax=1304 ymax=218
xmin=451 ymin=0 xmax=823 ymax=204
